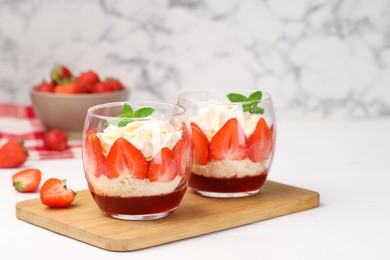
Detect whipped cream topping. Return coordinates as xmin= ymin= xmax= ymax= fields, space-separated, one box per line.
xmin=190 ymin=100 xmax=261 ymax=141
xmin=97 ymin=119 xmax=182 ymax=160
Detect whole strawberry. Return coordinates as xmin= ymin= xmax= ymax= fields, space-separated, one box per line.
xmin=92 ymin=82 xmax=115 ymax=93
xmin=0 ymin=139 xmax=28 ymax=168
xmin=50 ymin=65 xmax=72 ymax=84
xmin=76 ymin=71 xmax=100 ymax=93
xmin=12 ymin=168 xmax=41 ymax=193
xmin=35 ymin=81 xmax=56 ymax=93
xmin=104 ymin=78 xmax=124 ymax=91
xmin=54 ymin=81 xmax=79 ymax=94
xmin=44 ymin=129 xmax=68 ymax=151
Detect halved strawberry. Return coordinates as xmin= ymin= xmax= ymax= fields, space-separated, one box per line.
xmin=209 ymin=118 xmax=248 ymax=161
xmin=85 ymin=131 xmax=106 ymax=178
xmin=148 ymin=147 xmax=177 ymax=182
xmin=12 ymin=168 xmax=41 ymax=193
xmin=191 ymin=122 xmax=209 ymax=165
xmin=248 ymin=118 xmax=273 ymax=162
xmin=40 ymin=178 xmax=76 ymax=208
xmin=173 ymin=138 xmax=189 ymax=177
xmin=105 ymin=137 xmax=148 ymax=179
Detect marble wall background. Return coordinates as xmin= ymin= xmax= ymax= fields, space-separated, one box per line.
xmin=1 ymin=0 xmax=390 ymax=118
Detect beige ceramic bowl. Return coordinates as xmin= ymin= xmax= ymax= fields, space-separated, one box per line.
xmin=30 ymin=88 xmax=130 ymax=139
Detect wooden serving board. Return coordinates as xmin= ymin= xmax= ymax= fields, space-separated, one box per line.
xmin=16 ymin=181 xmax=319 ymax=252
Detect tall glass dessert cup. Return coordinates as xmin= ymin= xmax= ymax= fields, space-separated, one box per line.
xmin=82 ymin=101 xmax=192 ymax=220
xmin=178 ymin=89 xmax=276 ymax=198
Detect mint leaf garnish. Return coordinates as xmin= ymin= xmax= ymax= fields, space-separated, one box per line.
xmin=118 ymin=119 xmax=133 ymax=128
xmin=107 ymin=104 xmax=155 ymax=127
xmin=122 ymin=103 xmax=133 ymax=115
xmin=248 ymin=91 xmax=262 ymax=101
xmin=250 ymin=105 xmax=264 ymax=114
xmin=227 ymin=93 xmax=247 ymax=102
xmin=227 ymin=91 xmax=265 ymax=114
xmin=242 ymin=104 xmax=252 ymax=112
xmin=134 ymin=107 xmax=155 ymax=118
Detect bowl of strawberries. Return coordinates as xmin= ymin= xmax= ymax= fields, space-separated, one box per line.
xmin=30 ymin=65 xmax=130 ymax=139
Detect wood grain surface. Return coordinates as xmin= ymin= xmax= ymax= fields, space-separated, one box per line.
xmin=15 ymin=181 xmax=320 ymax=251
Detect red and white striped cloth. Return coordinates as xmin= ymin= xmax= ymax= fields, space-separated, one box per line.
xmin=0 ymin=104 xmax=82 ymax=160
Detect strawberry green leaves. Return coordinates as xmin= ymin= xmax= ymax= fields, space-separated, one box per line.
xmin=227 ymin=91 xmax=264 ymax=114
xmin=107 ymin=104 xmax=155 ymax=127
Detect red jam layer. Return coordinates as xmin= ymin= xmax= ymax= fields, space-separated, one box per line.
xmin=90 ymin=187 xmax=187 ymax=215
xmin=189 ymin=173 xmax=268 ymax=193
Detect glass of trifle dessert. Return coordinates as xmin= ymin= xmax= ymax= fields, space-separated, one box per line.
xmin=82 ymin=101 xmax=192 ymax=220
xmin=178 ymin=89 xmax=276 ymax=198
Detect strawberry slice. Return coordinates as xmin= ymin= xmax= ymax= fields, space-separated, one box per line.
xmin=148 ymin=147 xmax=177 ymax=182
xmin=106 ymin=137 xmax=148 ymax=179
xmin=191 ymin=122 xmax=209 ymax=165
xmin=12 ymin=168 xmax=41 ymax=193
xmin=85 ymin=131 xmax=106 ymax=178
xmin=248 ymin=118 xmax=273 ymax=162
xmin=173 ymin=138 xmax=189 ymax=177
xmin=209 ymin=118 xmax=248 ymax=160
xmin=40 ymin=178 xmax=76 ymax=208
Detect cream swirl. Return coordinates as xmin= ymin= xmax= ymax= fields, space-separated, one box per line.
xmin=97 ymin=119 xmax=182 ymax=160
xmin=190 ymin=100 xmax=261 ymax=141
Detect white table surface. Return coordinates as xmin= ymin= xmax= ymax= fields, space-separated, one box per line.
xmin=1 ymin=118 xmax=389 ymax=259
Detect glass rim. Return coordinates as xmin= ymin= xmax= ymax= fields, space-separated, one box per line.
xmin=178 ymin=88 xmax=272 ymax=105
xmin=87 ymin=101 xmax=187 ymax=121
